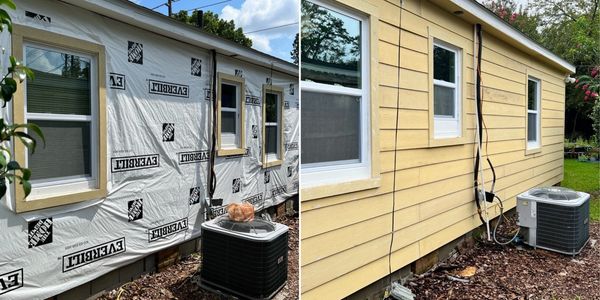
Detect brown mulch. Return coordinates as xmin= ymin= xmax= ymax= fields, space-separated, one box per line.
xmin=408 ymin=222 xmax=600 ymax=300
xmin=98 ymin=215 xmax=299 ymax=300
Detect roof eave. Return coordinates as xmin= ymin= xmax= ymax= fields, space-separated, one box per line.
xmin=59 ymin=0 xmax=299 ymax=76
xmin=435 ymin=0 xmax=576 ymax=74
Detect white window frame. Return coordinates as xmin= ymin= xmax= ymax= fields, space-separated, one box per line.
xmin=220 ymin=81 xmax=242 ymax=149
xmin=23 ymin=42 xmax=99 ymax=200
xmin=264 ymin=89 xmax=281 ymax=162
xmin=433 ymin=40 xmax=461 ymax=139
xmin=527 ymin=77 xmax=541 ymax=149
xmin=300 ymin=0 xmax=371 ymax=187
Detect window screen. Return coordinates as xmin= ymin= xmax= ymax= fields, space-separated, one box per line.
xmin=265 ymin=92 xmax=279 ymax=155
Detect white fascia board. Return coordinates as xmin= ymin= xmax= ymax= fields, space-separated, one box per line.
xmin=443 ymin=0 xmax=575 ymax=74
xmin=59 ymin=0 xmax=299 ymax=76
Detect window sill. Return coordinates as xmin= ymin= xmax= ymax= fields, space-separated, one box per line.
xmin=301 ymin=176 xmax=381 ymax=201
xmin=428 ymin=135 xmax=469 ymax=148
xmin=16 ymin=188 xmax=107 ymax=213
xmin=218 ymin=148 xmax=246 ymax=156
xmin=263 ymin=159 xmax=283 ymax=168
xmin=525 ymin=147 xmax=542 ymax=155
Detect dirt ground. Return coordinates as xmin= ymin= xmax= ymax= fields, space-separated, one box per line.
xmin=98 ymin=215 xmax=299 ymax=300
xmin=408 ymin=222 xmax=600 ymax=300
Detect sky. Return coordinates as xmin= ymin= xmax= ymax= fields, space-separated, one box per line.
xmin=131 ymin=0 xmax=299 ymax=63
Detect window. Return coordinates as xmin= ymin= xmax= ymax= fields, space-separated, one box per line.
xmin=13 ymin=25 xmax=107 ymax=212
xmin=527 ymin=77 xmax=541 ymax=149
xmin=217 ymin=73 xmax=246 ymax=156
xmin=301 ymin=0 xmax=371 ymax=187
xmin=433 ymin=41 xmax=461 ymax=139
xmin=262 ymin=85 xmax=284 ymax=167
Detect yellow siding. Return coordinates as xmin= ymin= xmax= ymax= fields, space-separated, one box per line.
xmin=301 ymin=0 xmax=567 ymax=298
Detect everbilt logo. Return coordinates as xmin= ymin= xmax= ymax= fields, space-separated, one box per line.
xmin=252 ymin=125 xmax=258 ymax=138
xmin=109 ymin=73 xmax=126 ymax=90
xmin=264 ymin=170 xmax=270 ymax=184
xmin=245 ymin=95 xmax=261 ymax=106
xmin=178 ymin=150 xmax=209 ymax=164
xmin=244 ymin=193 xmax=264 ymax=206
xmin=284 ymin=101 xmax=290 ymax=109
xmin=287 ymin=166 xmax=293 ymax=177
xmin=189 ymin=187 xmax=201 ymax=205
xmin=0 ymin=269 xmax=23 ymax=295
xmin=272 ymin=186 xmax=287 ymax=197
xmin=191 ymin=58 xmax=202 ymax=77
xmin=235 ymin=69 xmax=244 ymax=77
xmin=128 ymin=199 xmax=143 ymax=222
xmin=128 ymin=41 xmax=143 ymax=64
xmin=149 ymin=80 xmax=189 ymax=98
xmin=266 ymin=77 xmax=272 ymax=84
xmin=211 ymin=206 xmax=228 ymax=217
xmin=111 ymin=154 xmax=159 ymax=173
xmin=162 ymin=123 xmax=175 ymax=142
xmin=62 ymin=238 xmax=126 ymax=272
xmin=148 ymin=218 xmax=188 ymax=242
xmin=289 ymin=83 xmax=295 ymax=95
xmin=285 ymin=142 xmax=299 ymax=151
xmin=28 ymin=217 xmax=52 ymax=248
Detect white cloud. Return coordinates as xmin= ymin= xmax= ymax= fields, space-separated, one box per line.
xmin=221 ymin=0 xmax=299 ymax=55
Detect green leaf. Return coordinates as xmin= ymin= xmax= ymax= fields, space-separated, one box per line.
xmin=7 ymin=160 xmax=19 ymax=171
xmin=13 ymin=123 xmax=45 ymax=146
xmin=21 ymin=180 xmax=31 ymax=197
xmin=0 ymin=153 xmax=6 ymax=168
xmin=0 ymin=180 xmax=6 ymax=199
xmin=16 ymin=133 xmax=36 ymax=154
xmin=0 ymin=0 xmax=17 ymax=10
xmin=21 ymin=167 xmax=31 ymax=181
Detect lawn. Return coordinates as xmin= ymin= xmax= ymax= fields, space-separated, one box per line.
xmin=562 ymin=158 xmax=600 ymax=221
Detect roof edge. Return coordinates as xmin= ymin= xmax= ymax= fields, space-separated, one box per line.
xmin=445 ymin=0 xmax=576 ymax=74
xmin=59 ymin=0 xmax=299 ymax=76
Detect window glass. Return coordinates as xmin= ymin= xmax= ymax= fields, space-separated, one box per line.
xmin=266 ymin=93 xmax=278 ymax=123
xmin=266 ymin=125 xmax=278 ymax=154
xmin=434 ymin=85 xmax=455 ymax=117
xmin=301 ymin=91 xmax=360 ymax=164
xmin=221 ymin=83 xmax=238 ymax=109
xmin=528 ymin=79 xmax=537 ymax=110
xmin=433 ymin=46 xmax=455 ymax=83
xmin=301 ymin=1 xmax=361 ymax=88
xmin=527 ymin=113 xmax=537 ymax=142
xmin=28 ymin=120 xmax=91 ymax=180
xmin=221 ymin=111 xmax=237 ymax=134
xmin=26 ymin=46 xmax=91 ymax=115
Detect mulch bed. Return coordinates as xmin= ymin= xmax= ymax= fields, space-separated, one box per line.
xmin=408 ymin=222 xmax=600 ymax=300
xmin=98 ymin=215 xmax=299 ymax=300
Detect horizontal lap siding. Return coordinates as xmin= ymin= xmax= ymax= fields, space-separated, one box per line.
xmin=300 ymin=0 xmax=566 ymax=298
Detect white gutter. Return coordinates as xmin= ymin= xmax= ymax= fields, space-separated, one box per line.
xmin=441 ymin=0 xmax=576 ymax=74
xmin=59 ymin=0 xmax=299 ymax=76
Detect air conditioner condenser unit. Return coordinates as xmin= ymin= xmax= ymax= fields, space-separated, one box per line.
xmin=516 ymin=187 xmax=590 ymax=255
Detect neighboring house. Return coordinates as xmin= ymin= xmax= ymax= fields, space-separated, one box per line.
xmin=0 ymin=0 xmax=298 ymax=299
xmin=300 ymin=0 xmax=574 ymax=299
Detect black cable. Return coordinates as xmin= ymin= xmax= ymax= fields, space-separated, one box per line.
xmin=474 ymin=23 xmax=486 ymax=225
xmin=206 ymin=49 xmax=218 ymax=220
xmin=388 ymin=1 xmax=403 ymax=289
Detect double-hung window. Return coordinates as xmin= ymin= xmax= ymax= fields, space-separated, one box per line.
xmin=263 ymin=85 xmax=284 ymax=167
xmin=300 ymin=0 xmax=370 ymax=187
xmin=217 ymin=73 xmax=246 ymax=156
xmin=13 ymin=25 xmax=107 ymax=212
xmin=527 ymin=77 xmax=541 ymax=149
xmin=433 ymin=41 xmax=461 ymax=139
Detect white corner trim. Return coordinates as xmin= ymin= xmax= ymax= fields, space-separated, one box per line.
xmin=59 ymin=0 xmax=298 ymax=76
xmin=444 ymin=0 xmax=575 ymax=73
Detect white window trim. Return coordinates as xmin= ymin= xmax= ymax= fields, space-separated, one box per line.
xmin=23 ymin=42 xmax=99 ymax=200
xmin=220 ymin=81 xmax=242 ymax=149
xmin=527 ymin=77 xmax=541 ymax=149
xmin=265 ymin=90 xmax=281 ymax=161
xmin=433 ymin=41 xmax=461 ymax=139
xmin=300 ymin=0 xmax=371 ymax=188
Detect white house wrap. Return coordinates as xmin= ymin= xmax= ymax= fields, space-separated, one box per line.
xmin=0 ymin=0 xmax=298 ymax=299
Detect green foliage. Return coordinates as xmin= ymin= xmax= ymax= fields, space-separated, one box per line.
xmin=481 ymin=0 xmax=542 ymax=42
xmin=291 ymin=33 xmax=298 ymax=65
xmin=0 ymin=0 xmax=44 ymax=199
xmin=562 ymin=158 xmax=600 ymax=221
xmin=171 ymin=10 xmax=252 ymax=48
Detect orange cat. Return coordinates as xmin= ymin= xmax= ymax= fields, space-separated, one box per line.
xmin=227 ymin=202 xmax=255 ymax=222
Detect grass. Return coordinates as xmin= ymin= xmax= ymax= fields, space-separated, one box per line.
xmin=562 ymin=159 xmax=600 ymax=221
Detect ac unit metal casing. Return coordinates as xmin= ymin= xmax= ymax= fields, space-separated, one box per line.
xmin=200 ymin=217 xmax=288 ymax=300
xmin=516 ymin=187 xmax=590 ymax=255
